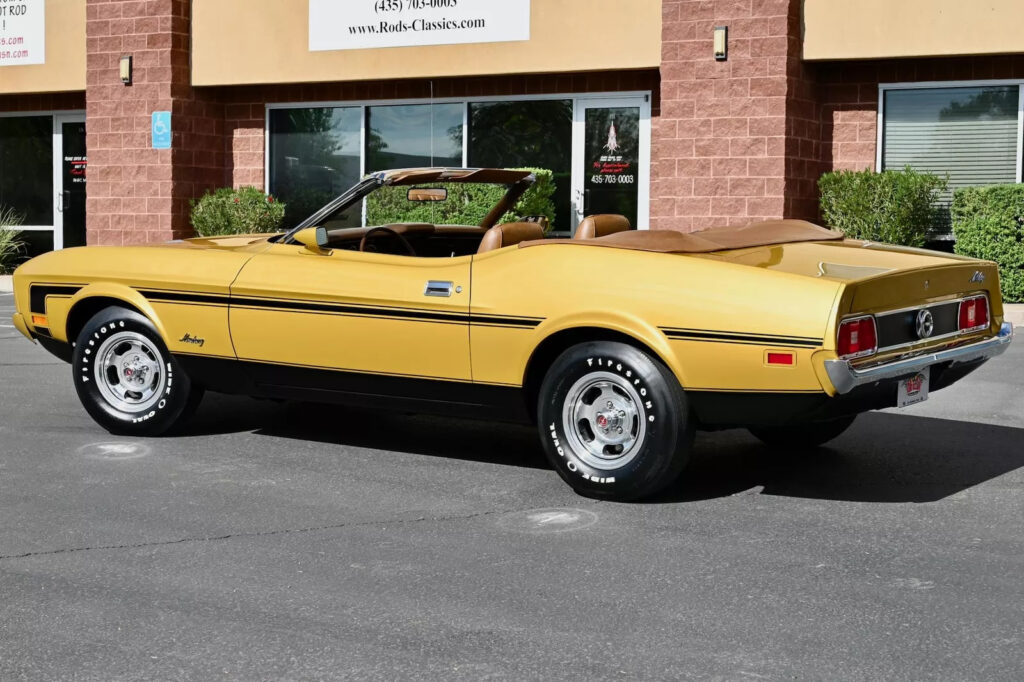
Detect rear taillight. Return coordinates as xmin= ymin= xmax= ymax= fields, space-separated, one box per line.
xmin=837 ymin=315 xmax=877 ymax=359
xmin=958 ymin=295 xmax=989 ymax=333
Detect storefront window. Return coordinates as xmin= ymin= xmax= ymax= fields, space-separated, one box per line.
xmin=468 ymin=99 xmax=573 ymax=232
xmin=882 ymin=85 xmax=1020 ymax=232
xmin=269 ymin=107 xmax=362 ymax=228
xmin=0 ymin=116 xmax=53 ymax=227
xmin=365 ymin=103 xmax=463 ymax=173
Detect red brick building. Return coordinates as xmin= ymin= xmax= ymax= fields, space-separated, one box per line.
xmin=1 ymin=0 xmax=1022 ymax=253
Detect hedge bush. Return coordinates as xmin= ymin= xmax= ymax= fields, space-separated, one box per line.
xmin=190 ymin=186 xmax=286 ymax=237
xmin=0 ymin=206 xmax=24 ymax=274
xmin=366 ymin=168 xmax=556 ymax=231
xmin=818 ymin=167 xmax=948 ymax=247
xmin=952 ymin=184 xmax=1024 ymax=303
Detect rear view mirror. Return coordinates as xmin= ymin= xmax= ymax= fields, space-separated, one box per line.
xmin=408 ymin=187 xmax=447 ymax=202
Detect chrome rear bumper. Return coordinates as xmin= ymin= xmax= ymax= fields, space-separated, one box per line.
xmin=824 ymin=322 xmax=1013 ymax=395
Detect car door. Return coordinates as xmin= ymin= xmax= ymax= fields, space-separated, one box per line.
xmin=228 ymin=242 xmax=472 ymax=402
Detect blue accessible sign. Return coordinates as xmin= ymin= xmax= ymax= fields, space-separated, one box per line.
xmin=151 ymin=111 xmax=171 ymax=149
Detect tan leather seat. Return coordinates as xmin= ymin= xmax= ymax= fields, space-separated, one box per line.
xmin=477 ymin=221 xmax=545 ymax=253
xmin=574 ymin=214 xmax=632 ymax=240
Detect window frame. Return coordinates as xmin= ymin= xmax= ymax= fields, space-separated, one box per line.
xmin=876 ymin=79 xmax=1024 ymax=184
xmin=264 ymin=91 xmax=653 ymax=230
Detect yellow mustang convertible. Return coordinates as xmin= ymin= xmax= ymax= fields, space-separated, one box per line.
xmin=10 ymin=168 xmax=1014 ymax=500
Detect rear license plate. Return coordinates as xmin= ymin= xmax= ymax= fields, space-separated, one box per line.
xmin=897 ymin=368 xmax=929 ymax=408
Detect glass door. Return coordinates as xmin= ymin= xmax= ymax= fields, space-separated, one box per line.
xmin=53 ymin=114 xmax=87 ymax=249
xmin=571 ymin=97 xmax=651 ymax=233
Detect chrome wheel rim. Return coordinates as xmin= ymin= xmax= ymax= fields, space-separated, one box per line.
xmin=561 ymin=371 xmax=647 ymax=470
xmin=93 ymin=331 xmax=166 ymax=413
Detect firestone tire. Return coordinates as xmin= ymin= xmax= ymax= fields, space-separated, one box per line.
xmin=537 ymin=341 xmax=694 ymax=501
xmin=748 ymin=415 xmax=857 ymax=452
xmin=71 ymin=307 xmax=203 ymax=436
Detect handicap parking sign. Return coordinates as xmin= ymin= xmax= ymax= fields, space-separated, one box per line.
xmin=151 ymin=111 xmax=171 ymax=149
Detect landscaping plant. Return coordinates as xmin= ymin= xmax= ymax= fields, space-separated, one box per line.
xmin=0 ymin=205 xmax=25 ymax=274
xmin=366 ymin=168 xmax=557 ymax=232
xmin=818 ymin=167 xmax=948 ymax=247
xmin=190 ymin=187 xmax=286 ymax=237
xmin=951 ymin=184 xmax=1024 ymax=303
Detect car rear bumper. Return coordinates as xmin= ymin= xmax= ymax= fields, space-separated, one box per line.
xmin=824 ymin=322 xmax=1013 ymax=395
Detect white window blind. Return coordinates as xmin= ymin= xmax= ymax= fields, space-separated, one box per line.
xmin=882 ymin=85 xmax=1020 ymax=234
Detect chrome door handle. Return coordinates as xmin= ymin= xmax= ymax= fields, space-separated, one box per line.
xmin=424 ymin=280 xmax=454 ymax=297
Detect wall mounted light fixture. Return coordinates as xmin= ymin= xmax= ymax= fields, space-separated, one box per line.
xmin=119 ymin=55 xmax=133 ymax=85
xmin=713 ymin=26 xmax=728 ymax=61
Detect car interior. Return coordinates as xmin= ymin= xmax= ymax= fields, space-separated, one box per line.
xmin=313 ymin=184 xmax=633 ymax=258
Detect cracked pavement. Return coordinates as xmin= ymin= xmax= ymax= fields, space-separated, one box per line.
xmin=1 ymin=292 xmax=1023 ymax=681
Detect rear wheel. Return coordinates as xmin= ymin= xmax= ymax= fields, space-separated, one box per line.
xmin=72 ymin=307 xmax=203 ymax=436
xmin=537 ymin=341 xmax=693 ymax=501
xmin=748 ymin=415 xmax=856 ymax=451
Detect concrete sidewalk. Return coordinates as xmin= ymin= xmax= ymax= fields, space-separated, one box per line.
xmin=1 ymin=274 xmax=1022 ymax=324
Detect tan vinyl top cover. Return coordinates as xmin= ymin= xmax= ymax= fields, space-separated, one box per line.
xmin=521 ymin=220 xmax=843 ymax=253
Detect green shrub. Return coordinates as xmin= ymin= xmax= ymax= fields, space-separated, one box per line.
xmin=366 ymin=168 xmax=556 ymax=231
xmin=951 ymin=184 xmax=1024 ymax=303
xmin=189 ymin=186 xmax=286 ymax=237
xmin=0 ymin=206 xmax=25 ymax=274
xmin=818 ymin=167 xmax=948 ymax=247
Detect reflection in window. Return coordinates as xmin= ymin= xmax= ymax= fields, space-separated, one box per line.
xmin=468 ymin=100 xmax=573 ymax=232
xmin=0 ymin=116 xmax=53 ymax=226
xmin=365 ymin=103 xmax=463 ymax=173
xmin=882 ymin=86 xmax=1019 ymax=233
xmin=269 ymin=107 xmax=362 ymax=229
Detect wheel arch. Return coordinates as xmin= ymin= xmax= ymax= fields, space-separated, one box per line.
xmin=522 ymin=322 xmax=685 ymax=419
xmin=65 ymin=284 xmax=167 ymax=345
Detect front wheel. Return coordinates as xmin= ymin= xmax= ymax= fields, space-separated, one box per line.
xmin=537 ymin=341 xmax=694 ymax=501
xmin=748 ymin=415 xmax=857 ymax=452
xmin=72 ymin=307 xmax=203 ymax=436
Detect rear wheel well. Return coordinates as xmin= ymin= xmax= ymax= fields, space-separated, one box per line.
xmin=66 ymin=297 xmax=146 ymax=344
xmin=522 ymin=327 xmax=672 ymax=421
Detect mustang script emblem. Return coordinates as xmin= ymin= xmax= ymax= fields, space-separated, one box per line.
xmin=179 ymin=333 xmax=205 ymax=347
xmin=970 ymin=271 xmax=986 ymax=283
xmin=915 ymin=309 xmax=935 ymax=340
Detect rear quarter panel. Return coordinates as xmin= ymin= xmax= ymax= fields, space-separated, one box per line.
xmin=470 ymin=243 xmax=843 ymax=393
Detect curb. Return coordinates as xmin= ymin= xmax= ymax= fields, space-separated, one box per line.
xmin=1005 ymin=304 xmax=1024 ymax=328
xmin=0 ymin=275 xmax=11 ymax=293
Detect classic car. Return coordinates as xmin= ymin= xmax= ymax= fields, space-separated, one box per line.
xmin=10 ymin=168 xmax=1014 ymax=500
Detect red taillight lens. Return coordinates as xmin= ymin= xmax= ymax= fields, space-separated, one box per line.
xmin=958 ymin=295 xmax=989 ymax=332
xmin=837 ymin=316 xmax=877 ymax=359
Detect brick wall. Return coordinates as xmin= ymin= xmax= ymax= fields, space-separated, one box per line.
xmin=653 ymin=0 xmax=817 ymax=231
xmin=818 ymin=55 xmax=1024 ymax=174
xmin=85 ymin=0 xmax=222 ymax=245
xmin=0 ymin=92 xmax=85 ymax=113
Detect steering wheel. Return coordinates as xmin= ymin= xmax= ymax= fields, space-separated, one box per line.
xmin=359 ymin=226 xmax=417 ymax=256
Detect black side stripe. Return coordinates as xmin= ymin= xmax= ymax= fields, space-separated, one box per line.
xmin=139 ymin=289 xmax=543 ymax=328
xmin=661 ymin=327 xmax=822 ymax=348
xmin=29 ymin=284 xmax=84 ymax=314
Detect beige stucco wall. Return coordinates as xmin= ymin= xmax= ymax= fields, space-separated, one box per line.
xmin=0 ymin=0 xmax=85 ymax=94
xmin=192 ymin=0 xmax=661 ymax=86
xmin=804 ymin=0 xmax=1024 ymax=61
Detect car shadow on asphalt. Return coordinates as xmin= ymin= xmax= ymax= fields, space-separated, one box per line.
xmin=653 ymin=411 xmax=1024 ymax=504
xmin=183 ymin=394 xmax=1024 ymax=505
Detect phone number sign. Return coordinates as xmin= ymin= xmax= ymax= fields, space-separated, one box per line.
xmin=0 ymin=0 xmax=44 ymax=66
xmin=309 ymin=0 xmax=530 ymax=52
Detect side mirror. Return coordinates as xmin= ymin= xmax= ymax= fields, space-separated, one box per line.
xmin=294 ymin=226 xmax=329 ymax=253
xmin=408 ymin=187 xmax=447 ymax=202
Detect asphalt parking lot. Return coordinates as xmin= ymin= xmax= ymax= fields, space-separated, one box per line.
xmin=1 ymin=291 xmax=1022 ymax=681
